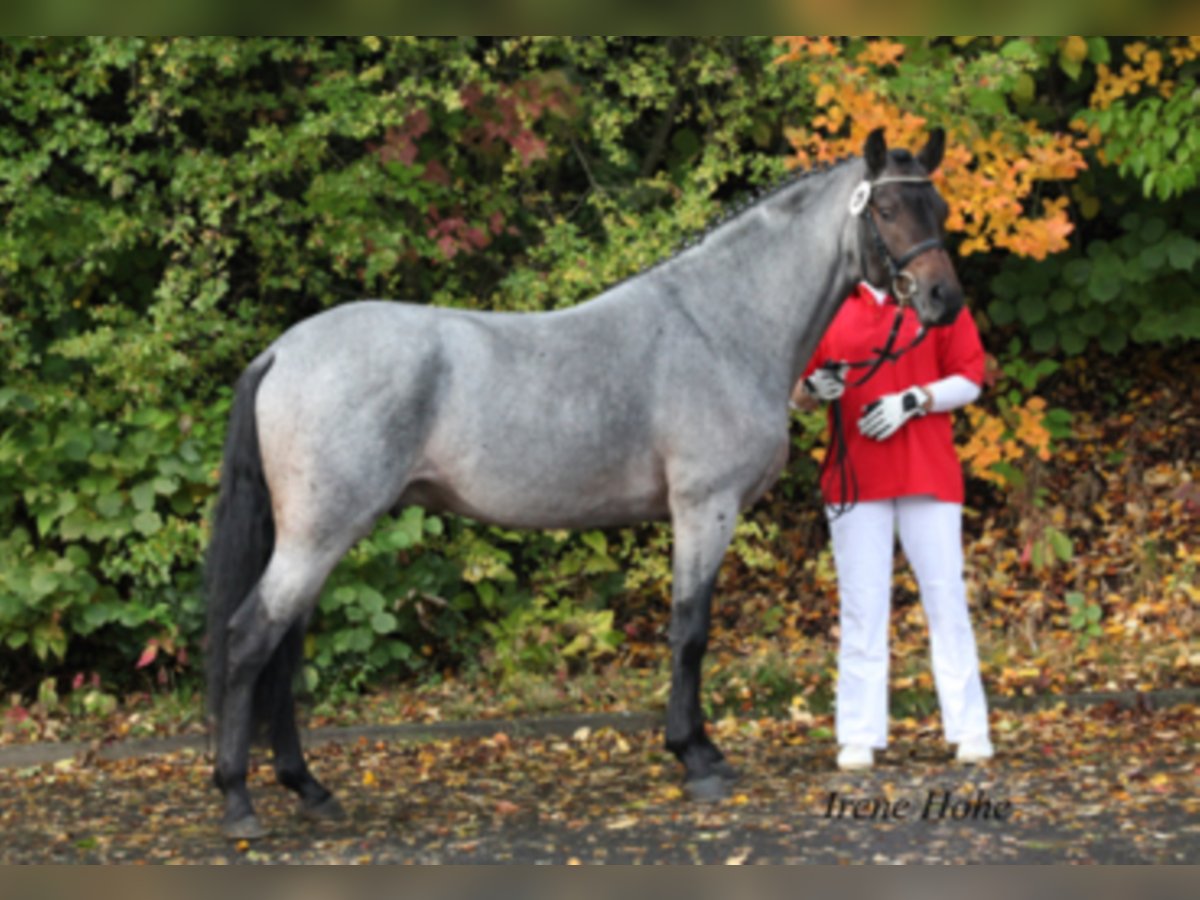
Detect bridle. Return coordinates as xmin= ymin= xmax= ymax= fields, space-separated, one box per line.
xmin=849 ymin=174 xmax=945 ymax=306
xmin=839 ymin=173 xmax=946 ymax=389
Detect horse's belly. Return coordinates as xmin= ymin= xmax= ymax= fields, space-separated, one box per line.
xmin=403 ymin=453 xmax=669 ymax=530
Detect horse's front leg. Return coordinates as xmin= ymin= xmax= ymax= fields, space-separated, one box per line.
xmin=665 ymin=491 xmax=740 ymax=801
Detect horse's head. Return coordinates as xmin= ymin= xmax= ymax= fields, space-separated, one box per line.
xmin=853 ymin=127 xmax=963 ymax=327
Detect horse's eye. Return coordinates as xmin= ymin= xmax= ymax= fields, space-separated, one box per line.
xmin=877 ymin=205 xmax=896 ymax=222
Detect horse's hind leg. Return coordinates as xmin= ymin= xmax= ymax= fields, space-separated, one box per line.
xmin=664 ymin=490 xmax=741 ymax=801
xmin=265 ymin=621 xmax=345 ymax=822
xmin=215 ymin=538 xmax=359 ymax=839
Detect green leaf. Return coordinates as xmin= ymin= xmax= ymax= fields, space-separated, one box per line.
xmin=131 ymin=481 xmax=157 ymax=512
xmin=1049 ymin=529 xmax=1073 ymax=563
xmin=1000 ymin=39 xmax=1038 ymax=62
xmin=1013 ymin=72 xmax=1036 ymax=103
xmin=1139 ymin=244 xmax=1166 ymax=271
xmin=59 ymin=509 xmax=92 ymax=542
xmin=131 ymin=510 xmax=162 ymax=536
xmin=1087 ymin=37 xmax=1110 ymax=64
xmin=152 ymin=475 xmax=179 ymax=496
xmin=1062 ymin=258 xmax=1091 ymax=288
xmin=96 ymin=492 xmax=124 ymax=519
xmin=1078 ymin=309 xmax=1107 ymax=337
xmin=1029 ymin=324 xmax=1057 ymax=354
xmin=581 ymin=530 xmax=608 ymax=557
xmin=1016 ymin=295 xmax=1046 ymax=326
xmin=966 ymin=88 xmax=1008 ymax=116
xmin=1165 ymin=232 xmax=1198 ymax=271
xmin=370 ymin=611 xmax=398 ymax=635
xmin=1139 ymin=217 xmax=1167 ymax=243
xmin=988 ymin=299 xmax=1015 ymax=327
xmin=990 ymin=270 xmax=1021 ymax=301
xmin=1087 ymin=265 xmax=1122 ymax=304
xmin=30 ymin=570 xmax=60 ymax=600
xmin=1048 ymin=289 xmax=1074 ymax=314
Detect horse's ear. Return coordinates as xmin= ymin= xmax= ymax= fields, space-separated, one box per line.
xmin=864 ymin=128 xmax=887 ymax=178
xmin=918 ymin=128 xmax=945 ymax=174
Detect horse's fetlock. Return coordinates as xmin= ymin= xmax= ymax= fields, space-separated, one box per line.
xmin=276 ymin=766 xmax=308 ymax=792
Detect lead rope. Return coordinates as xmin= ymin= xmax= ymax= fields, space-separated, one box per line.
xmin=819 ymin=307 xmax=928 ymax=519
xmin=817 ymin=173 xmax=939 ymax=518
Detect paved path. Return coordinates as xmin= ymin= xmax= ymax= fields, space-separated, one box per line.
xmin=0 ymin=696 xmax=1194 ymax=863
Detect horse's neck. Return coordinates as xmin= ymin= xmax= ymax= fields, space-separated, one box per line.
xmin=657 ymin=167 xmax=858 ymax=400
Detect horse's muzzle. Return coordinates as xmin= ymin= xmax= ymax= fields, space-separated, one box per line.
xmin=926 ymin=279 xmax=964 ymax=327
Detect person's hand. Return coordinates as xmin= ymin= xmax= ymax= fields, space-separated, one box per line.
xmin=857 ymin=386 xmax=930 ymax=440
xmin=801 ymin=362 xmax=848 ymax=403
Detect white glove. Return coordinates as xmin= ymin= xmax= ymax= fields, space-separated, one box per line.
xmin=857 ymin=386 xmax=930 ymax=440
xmin=802 ymin=363 xmax=849 ymax=402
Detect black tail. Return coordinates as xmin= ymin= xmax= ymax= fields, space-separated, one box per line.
xmin=205 ymin=355 xmax=301 ymax=733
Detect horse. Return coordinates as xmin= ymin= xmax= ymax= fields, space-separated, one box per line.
xmin=205 ymin=127 xmax=963 ymax=839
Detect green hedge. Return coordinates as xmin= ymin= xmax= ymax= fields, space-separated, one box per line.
xmin=0 ymin=37 xmax=818 ymax=694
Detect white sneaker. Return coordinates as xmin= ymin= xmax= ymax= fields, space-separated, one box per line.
xmin=955 ymin=736 xmax=994 ymax=764
xmin=837 ymin=744 xmax=874 ymax=770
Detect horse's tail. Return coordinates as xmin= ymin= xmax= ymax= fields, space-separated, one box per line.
xmin=205 ymin=354 xmax=299 ymax=734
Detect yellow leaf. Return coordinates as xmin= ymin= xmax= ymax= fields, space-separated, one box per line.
xmin=1062 ymin=36 xmax=1089 ymax=64
xmin=362 ymin=770 xmax=377 ymax=787
xmin=725 ymin=847 xmax=752 ymax=865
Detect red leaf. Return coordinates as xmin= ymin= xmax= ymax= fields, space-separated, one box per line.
xmin=136 ymin=641 xmax=159 ymax=669
xmin=421 ymin=159 xmax=450 ymax=187
xmin=437 ymin=234 xmax=459 ymax=260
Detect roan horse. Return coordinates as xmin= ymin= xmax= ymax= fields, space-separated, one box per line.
xmin=206 ymin=127 xmax=963 ymax=839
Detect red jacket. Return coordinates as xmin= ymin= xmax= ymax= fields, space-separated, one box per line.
xmin=803 ymin=283 xmax=985 ymax=504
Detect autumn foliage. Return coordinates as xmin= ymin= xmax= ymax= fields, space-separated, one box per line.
xmin=775 ymin=36 xmax=1088 ymax=260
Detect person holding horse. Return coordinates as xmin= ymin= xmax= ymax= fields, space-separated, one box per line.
xmin=792 ymin=279 xmax=993 ymax=771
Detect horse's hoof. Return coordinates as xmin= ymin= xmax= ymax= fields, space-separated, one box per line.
xmin=222 ymin=814 xmax=269 ymax=841
xmin=686 ymin=774 xmax=730 ymax=803
xmin=711 ymin=759 xmax=740 ymax=782
xmin=300 ymin=794 xmax=347 ymax=822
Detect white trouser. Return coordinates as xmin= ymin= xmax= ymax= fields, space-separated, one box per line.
xmin=828 ymin=496 xmax=989 ymax=748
